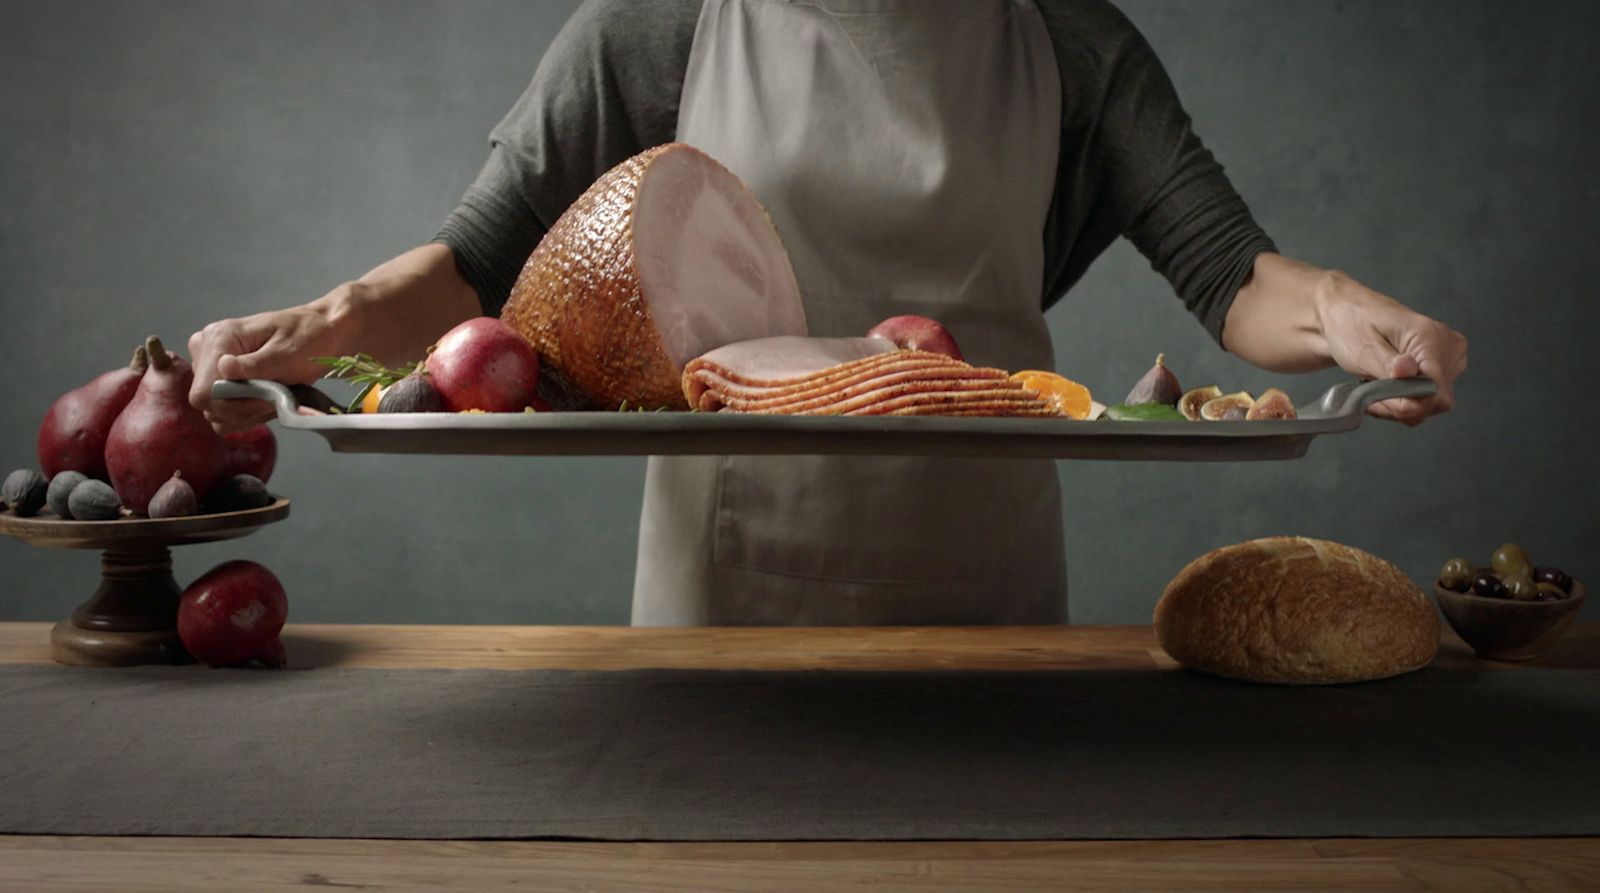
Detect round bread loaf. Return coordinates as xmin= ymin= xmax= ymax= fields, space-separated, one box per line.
xmin=1154 ymin=537 xmax=1439 ymax=684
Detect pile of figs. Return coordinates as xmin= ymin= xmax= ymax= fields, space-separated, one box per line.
xmin=1438 ymin=544 xmax=1579 ymax=602
xmin=3 ymin=336 xmax=277 ymax=521
xmin=1105 ymin=354 xmax=1297 ymax=422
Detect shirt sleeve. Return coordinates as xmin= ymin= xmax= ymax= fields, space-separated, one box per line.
xmin=1037 ymin=1 xmax=1276 ymax=344
xmin=433 ymin=0 xmax=699 ymax=317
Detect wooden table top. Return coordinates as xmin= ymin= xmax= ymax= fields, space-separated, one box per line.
xmin=2 ymin=621 xmax=1596 ymax=892
xmin=4 ymin=621 xmax=1598 ymax=671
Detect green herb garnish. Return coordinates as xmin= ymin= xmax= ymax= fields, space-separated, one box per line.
xmin=312 ymin=354 xmax=421 ymax=413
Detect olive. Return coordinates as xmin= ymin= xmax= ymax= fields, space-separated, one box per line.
xmin=1534 ymin=567 xmax=1573 ymax=594
xmin=1504 ymin=573 xmax=1540 ymax=602
xmin=1535 ymin=582 xmax=1567 ymax=602
xmin=1471 ymin=570 xmax=1507 ymax=599
xmin=1438 ymin=558 xmax=1475 ymax=592
xmin=1491 ymin=543 xmax=1533 ymax=579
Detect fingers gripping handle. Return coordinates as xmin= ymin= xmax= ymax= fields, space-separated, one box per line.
xmin=211 ymin=380 xmax=301 ymax=421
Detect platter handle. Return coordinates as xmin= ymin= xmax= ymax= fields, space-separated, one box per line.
xmin=1304 ymin=377 xmax=1438 ymax=419
xmin=211 ymin=380 xmax=342 ymax=419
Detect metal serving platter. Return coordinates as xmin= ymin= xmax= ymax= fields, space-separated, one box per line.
xmin=213 ymin=377 xmax=1436 ymax=462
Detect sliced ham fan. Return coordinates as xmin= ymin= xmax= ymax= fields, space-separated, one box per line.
xmin=501 ymin=143 xmax=807 ymax=409
xmin=683 ymin=337 xmax=1062 ymax=418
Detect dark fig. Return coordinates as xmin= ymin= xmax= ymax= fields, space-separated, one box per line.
xmin=47 ymin=471 xmax=88 ymax=518
xmin=148 ymin=471 xmax=199 ymax=519
xmin=66 ymin=479 xmax=122 ymax=521
xmin=1178 ymin=385 xmax=1222 ymax=421
xmin=377 ymin=374 xmax=445 ymax=413
xmin=1245 ymin=387 xmax=1297 ymax=420
xmin=209 ymin=474 xmax=272 ymax=511
xmin=3 ymin=469 xmax=48 ymax=516
xmin=36 ymin=346 xmax=149 ymax=480
xmin=1534 ymin=567 xmax=1572 ymax=594
xmin=104 ymin=337 xmax=227 ymax=514
xmin=1124 ymin=353 xmax=1182 ymax=406
xmin=1199 ymin=391 xmax=1255 ymax=421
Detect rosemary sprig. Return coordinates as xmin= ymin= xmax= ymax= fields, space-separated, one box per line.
xmin=312 ymin=354 xmax=421 ymax=413
xmin=616 ymin=400 xmax=672 ymax=413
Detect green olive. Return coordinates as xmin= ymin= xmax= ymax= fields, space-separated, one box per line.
xmin=1438 ymin=558 xmax=1475 ymax=592
xmin=1491 ymin=543 xmax=1533 ymax=579
xmin=1504 ymin=573 xmax=1540 ymax=601
xmin=1535 ymin=582 xmax=1567 ymax=601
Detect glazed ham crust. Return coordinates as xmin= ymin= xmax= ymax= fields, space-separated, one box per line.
xmin=500 ymin=144 xmax=806 ymax=410
xmin=682 ymin=336 xmax=1061 ymax=418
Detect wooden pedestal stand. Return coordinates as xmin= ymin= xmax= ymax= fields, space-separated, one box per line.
xmin=0 ymin=499 xmax=290 ymax=666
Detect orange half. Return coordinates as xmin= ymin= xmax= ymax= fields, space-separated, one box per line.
xmin=1009 ymin=370 xmax=1094 ymax=420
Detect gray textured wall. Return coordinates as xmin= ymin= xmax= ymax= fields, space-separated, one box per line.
xmin=2 ymin=0 xmax=1595 ymax=626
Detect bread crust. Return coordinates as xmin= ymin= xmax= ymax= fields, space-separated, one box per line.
xmin=1154 ymin=537 xmax=1439 ymax=684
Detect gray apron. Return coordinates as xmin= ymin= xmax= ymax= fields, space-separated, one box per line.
xmin=632 ymin=0 xmax=1067 ymax=625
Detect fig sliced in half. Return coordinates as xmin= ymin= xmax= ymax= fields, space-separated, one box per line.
xmin=1200 ymin=391 xmax=1255 ymax=421
xmin=1178 ymin=385 xmax=1223 ymax=421
xmin=1245 ymin=387 xmax=1297 ymax=420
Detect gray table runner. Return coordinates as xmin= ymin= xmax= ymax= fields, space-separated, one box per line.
xmin=3 ymin=665 xmax=1597 ymax=840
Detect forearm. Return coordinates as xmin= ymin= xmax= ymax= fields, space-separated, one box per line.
xmin=1220 ymin=253 xmax=1337 ymax=373
xmin=320 ymin=243 xmax=482 ymax=367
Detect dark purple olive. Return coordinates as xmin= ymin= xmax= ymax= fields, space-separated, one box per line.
xmin=1471 ymin=570 xmax=1507 ymax=599
xmin=1534 ymin=567 xmax=1573 ymax=594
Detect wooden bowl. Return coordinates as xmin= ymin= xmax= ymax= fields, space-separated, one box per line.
xmin=1433 ymin=578 xmax=1587 ymax=661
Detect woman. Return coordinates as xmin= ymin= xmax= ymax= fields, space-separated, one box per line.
xmin=189 ymin=0 xmax=1467 ymax=625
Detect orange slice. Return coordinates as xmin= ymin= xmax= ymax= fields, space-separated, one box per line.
xmin=360 ymin=384 xmax=386 ymax=414
xmin=1009 ymin=370 xmax=1094 ymax=420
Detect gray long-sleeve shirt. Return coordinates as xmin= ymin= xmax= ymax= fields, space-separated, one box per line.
xmin=435 ymin=0 xmax=1276 ymax=344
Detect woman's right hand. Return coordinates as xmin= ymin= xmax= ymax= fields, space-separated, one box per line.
xmin=188 ymin=283 xmax=367 ymax=433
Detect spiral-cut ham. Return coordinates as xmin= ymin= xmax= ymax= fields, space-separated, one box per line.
xmin=500 ymin=144 xmax=807 ymax=410
xmin=683 ymin=337 xmax=1061 ymax=417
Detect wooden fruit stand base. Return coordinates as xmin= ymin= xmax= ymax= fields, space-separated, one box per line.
xmin=0 ymin=499 xmax=290 ymax=666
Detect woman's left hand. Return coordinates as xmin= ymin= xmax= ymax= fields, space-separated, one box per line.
xmin=1313 ymin=271 xmax=1468 ymax=425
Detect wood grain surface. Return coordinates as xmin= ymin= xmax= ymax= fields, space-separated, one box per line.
xmin=3 ymin=621 xmax=1596 ymax=891
xmin=1 ymin=835 xmax=1596 ymax=893
xmin=3 ymin=621 xmax=1597 ymax=670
